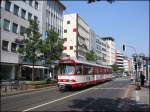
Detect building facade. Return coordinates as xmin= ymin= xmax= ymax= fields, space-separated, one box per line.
xmin=63 ymin=13 xmax=90 ymax=61
xmin=115 ymin=50 xmax=124 ymax=70
xmin=0 ymin=0 xmax=65 ymax=80
xmin=101 ymin=37 xmax=116 ymax=65
xmin=95 ymin=36 xmax=109 ymax=65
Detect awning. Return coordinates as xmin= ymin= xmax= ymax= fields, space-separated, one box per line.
xmin=23 ymin=65 xmax=49 ymax=69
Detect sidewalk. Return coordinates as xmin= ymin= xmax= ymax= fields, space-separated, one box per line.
xmin=127 ymin=82 xmax=150 ymax=111
xmin=1 ymin=83 xmax=57 ymax=97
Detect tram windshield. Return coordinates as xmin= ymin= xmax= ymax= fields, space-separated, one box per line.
xmin=59 ymin=64 xmax=75 ymax=75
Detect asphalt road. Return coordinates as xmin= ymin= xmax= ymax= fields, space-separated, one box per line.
xmin=1 ymin=78 xmax=131 ymax=111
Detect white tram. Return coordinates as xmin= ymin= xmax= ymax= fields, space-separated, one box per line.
xmin=57 ymin=57 xmax=112 ymax=90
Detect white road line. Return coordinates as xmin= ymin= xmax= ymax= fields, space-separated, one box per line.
xmin=22 ymin=87 xmax=94 ymax=112
xmin=93 ymin=87 xmax=127 ymax=90
xmin=122 ymin=85 xmax=131 ymax=98
xmin=135 ymin=91 xmax=140 ymax=102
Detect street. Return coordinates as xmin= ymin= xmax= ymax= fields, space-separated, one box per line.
xmin=1 ymin=78 xmax=133 ymax=111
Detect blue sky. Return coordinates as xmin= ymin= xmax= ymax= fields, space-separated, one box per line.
xmin=62 ymin=1 xmax=149 ymax=57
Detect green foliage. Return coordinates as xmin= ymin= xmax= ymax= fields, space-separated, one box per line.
xmin=17 ymin=19 xmax=42 ymax=81
xmin=111 ymin=64 xmax=124 ymax=72
xmin=18 ymin=19 xmax=42 ymax=61
xmin=40 ymin=29 xmax=64 ymax=64
xmin=86 ymin=50 xmax=96 ymax=61
xmin=88 ymin=0 xmax=114 ymax=4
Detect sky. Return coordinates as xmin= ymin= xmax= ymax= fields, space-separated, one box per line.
xmin=61 ymin=1 xmax=149 ymax=57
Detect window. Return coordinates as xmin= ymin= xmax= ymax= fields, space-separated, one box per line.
xmin=35 ymin=1 xmax=38 ymax=9
xmin=12 ymin=23 xmax=18 ymax=33
xmin=34 ymin=16 xmax=38 ymax=21
xmin=60 ymin=65 xmax=75 ymax=75
xmin=5 ymin=1 xmax=11 ymax=12
xmin=64 ymin=38 xmax=67 ymax=41
xmin=67 ymin=21 xmax=70 ymax=24
xmin=29 ymin=0 xmax=33 ymax=6
xmin=20 ymin=26 xmax=26 ymax=36
xmin=3 ymin=19 xmax=10 ymax=31
xmin=64 ymin=29 xmax=67 ymax=33
xmin=64 ymin=46 xmax=67 ymax=50
xmin=70 ymin=46 xmax=73 ymax=50
xmin=21 ymin=9 xmax=26 ymax=19
xmin=76 ymin=65 xmax=82 ymax=75
xmin=13 ymin=4 xmax=19 ymax=16
xmin=28 ymin=13 xmax=32 ymax=21
xmin=11 ymin=43 xmax=17 ymax=52
xmin=2 ymin=40 xmax=9 ymax=51
xmin=73 ymin=28 xmax=77 ymax=32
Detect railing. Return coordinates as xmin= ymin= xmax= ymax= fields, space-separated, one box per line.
xmin=0 ymin=80 xmax=27 ymax=93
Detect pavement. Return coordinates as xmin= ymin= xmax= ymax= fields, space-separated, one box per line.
xmin=124 ymin=81 xmax=150 ymax=112
xmin=1 ymin=79 xmax=149 ymax=111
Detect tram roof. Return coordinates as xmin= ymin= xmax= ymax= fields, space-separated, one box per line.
xmin=60 ymin=57 xmax=111 ymax=68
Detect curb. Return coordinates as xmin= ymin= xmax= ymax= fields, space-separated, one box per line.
xmin=118 ymin=84 xmax=135 ymax=111
xmin=1 ymin=83 xmax=57 ymax=97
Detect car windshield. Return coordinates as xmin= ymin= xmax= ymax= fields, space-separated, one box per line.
xmin=60 ymin=64 xmax=75 ymax=75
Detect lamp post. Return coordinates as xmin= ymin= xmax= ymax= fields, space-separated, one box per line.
xmin=132 ymin=53 xmax=145 ymax=90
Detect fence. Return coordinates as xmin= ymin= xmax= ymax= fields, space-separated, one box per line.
xmin=0 ymin=80 xmax=27 ymax=93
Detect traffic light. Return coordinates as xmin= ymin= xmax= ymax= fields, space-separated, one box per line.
xmin=88 ymin=0 xmax=96 ymax=3
xmin=134 ymin=64 xmax=137 ymax=70
xmin=123 ymin=44 xmax=125 ymax=51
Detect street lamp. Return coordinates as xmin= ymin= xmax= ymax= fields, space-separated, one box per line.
xmin=132 ymin=53 xmax=145 ymax=90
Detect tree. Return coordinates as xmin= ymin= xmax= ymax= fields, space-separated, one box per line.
xmin=88 ymin=0 xmax=114 ymax=4
xmin=111 ymin=64 xmax=120 ymax=72
xmin=111 ymin=64 xmax=124 ymax=72
xmin=86 ymin=50 xmax=96 ymax=61
xmin=40 ymin=29 xmax=64 ymax=64
xmin=18 ymin=19 xmax=42 ymax=81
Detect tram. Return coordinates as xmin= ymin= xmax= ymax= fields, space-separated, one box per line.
xmin=57 ymin=57 xmax=112 ymax=90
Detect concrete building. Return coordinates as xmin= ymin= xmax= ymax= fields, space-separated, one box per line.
xmin=101 ymin=37 xmax=116 ymax=65
xmin=0 ymin=1 xmax=65 ymax=80
xmin=63 ymin=13 xmax=90 ymax=61
xmin=123 ymin=56 xmax=133 ymax=73
xmin=95 ymin=36 xmax=109 ymax=65
xmin=115 ymin=50 xmax=124 ymax=70
xmin=144 ymin=57 xmax=150 ymax=82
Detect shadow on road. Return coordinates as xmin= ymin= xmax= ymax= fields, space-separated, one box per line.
xmin=68 ymin=97 xmax=150 ymax=112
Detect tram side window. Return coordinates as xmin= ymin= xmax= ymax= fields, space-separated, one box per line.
xmin=76 ymin=65 xmax=82 ymax=75
xmin=83 ymin=66 xmax=88 ymax=75
xmin=88 ymin=66 xmax=93 ymax=75
xmin=83 ymin=65 xmax=93 ymax=75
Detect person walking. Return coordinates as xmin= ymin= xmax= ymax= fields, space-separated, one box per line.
xmin=140 ymin=72 xmax=145 ymax=86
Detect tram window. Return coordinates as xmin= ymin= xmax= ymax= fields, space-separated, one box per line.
xmin=60 ymin=65 xmax=75 ymax=75
xmin=83 ymin=66 xmax=88 ymax=75
xmin=76 ymin=65 xmax=82 ymax=75
xmin=88 ymin=67 xmax=93 ymax=75
xmin=83 ymin=65 xmax=93 ymax=75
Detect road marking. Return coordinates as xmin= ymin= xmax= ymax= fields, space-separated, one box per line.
xmin=122 ymin=85 xmax=131 ymax=98
xmin=93 ymin=87 xmax=127 ymax=90
xmin=22 ymin=87 xmax=94 ymax=111
xmin=135 ymin=91 xmax=140 ymax=102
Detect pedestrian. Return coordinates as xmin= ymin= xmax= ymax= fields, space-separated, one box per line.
xmin=140 ymin=72 xmax=145 ymax=86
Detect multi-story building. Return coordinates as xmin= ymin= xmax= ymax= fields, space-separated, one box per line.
xmin=0 ymin=0 xmax=65 ymax=80
xmin=101 ymin=37 xmax=116 ymax=65
xmin=63 ymin=13 xmax=90 ymax=61
xmin=95 ymin=36 xmax=109 ymax=65
xmin=42 ymin=0 xmax=65 ymax=38
xmin=115 ymin=50 xmax=124 ymax=70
